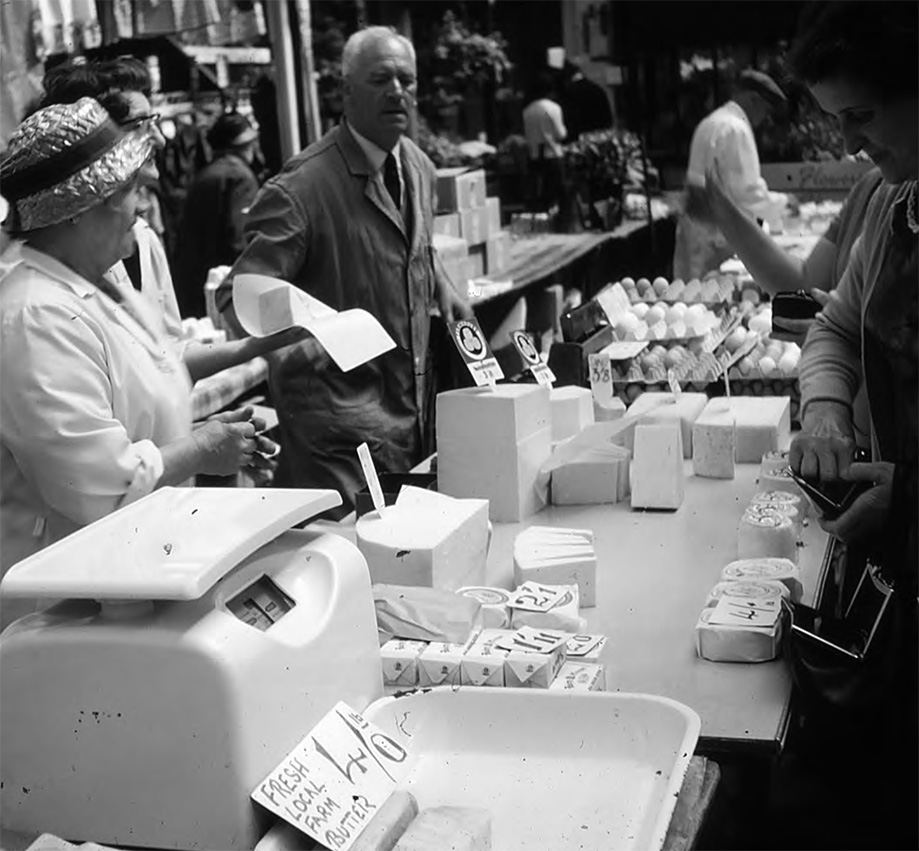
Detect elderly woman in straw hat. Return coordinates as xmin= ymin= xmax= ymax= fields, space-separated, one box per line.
xmin=0 ymin=98 xmax=285 ymax=603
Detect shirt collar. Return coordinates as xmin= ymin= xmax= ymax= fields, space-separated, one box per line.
xmin=17 ymin=244 xmax=98 ymax=298
xmin=349 ymin=123 xmax=402 ymax=180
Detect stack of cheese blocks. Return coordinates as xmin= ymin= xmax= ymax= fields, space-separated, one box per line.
xmin=437 ymin=385 xmax=552 ymax=522
xmin=433 ymin=167 xmax=511 ymax=286
xmin=513 ymin=526 xmax=597 ymax=607
xmin=695 ymin=557 xmax=802 ymax=662
xmin=737 ymin=487 xmax=805 ymax=564
xmin=758 ymin=449 xmax=810 ymax=507
xmin=356 ymin=487 xmax=490 ymax=591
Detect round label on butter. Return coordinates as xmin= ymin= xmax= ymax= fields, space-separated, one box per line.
xmin=752 ymin=490 xmax=800 ymax=505
xmin=742 ymin=509 xmax=787 ymax=528
xmin=459 ymin=587 xmax=511 ymax=605
xmin=709 ymin=580 xmax=786 ymax=601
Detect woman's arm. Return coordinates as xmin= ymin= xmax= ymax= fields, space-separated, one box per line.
xmin=182 ymin=327 xmax=310 ymax=382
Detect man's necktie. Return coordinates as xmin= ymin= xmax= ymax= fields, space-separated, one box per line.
xmin=384 ymin=151 xmax=401 ymax=210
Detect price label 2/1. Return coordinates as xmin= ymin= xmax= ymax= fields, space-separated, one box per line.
xmin=509 ymin=581 xmax=567 ymax=613
xmin=588 ymin=352 xmax=613 ymax=405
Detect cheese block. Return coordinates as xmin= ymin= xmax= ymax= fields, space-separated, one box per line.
xmin=630 ymin=421 xmax=684 ymax=510
xmin=697 ymin=396 xmax=791 ymax=462
xmin=594 ymin=397 xmax=627 ymax=422
xmin=744 ymin=501 xmax=800 ymax=533
xmin=695 ymin=606 xmax=783 ymax=663
xmin=751 ymin=489 xmax=807 ymax=521
xmin=551 ymin=446 xmax=630 ymax=506
xmin=549 ymin=661 xmax=606 ymax=691
xmin=456 ymin=586 xmax=512 ymax=628
xmin=513 ymin=528 xmax=597 ymax=606
xmin=721 ymin=558 xmax=803 ymax=603
xmin=550 ymin=385 xmax=595 ymax=442
xmin=380 ymin=639 xmax=428 ymax=688
xmin=437 ymin=384 xmax=551 ymax=448
xmin=504 ymin=641 xmax=567 ymax=688
xmin=356 ymin=498 xmax=489 ymax=591
xmin=627 ymin=391 xmax=708 ymax=458
xmin=352 ymin=790 xmax=419 ymax=851
xmin=418 ymin=639 xmax=475 ymax=688
xmin=460 ymin=628 xmax=512 ymax=686
xmin=738 ymin=509 xmax=798 ymax=562
xmin=509 ymin=584 xmax=584 ymax=631
xmin=705 ymin=579 xmax=789 ymax=605
xmin=760 ymin=449 xmax=790 ymax=477
xmin=758 ymin=466 xmax=809 ymax=513
xmin=692 ymin=404 xmax=735 ymax=479
xmin=394 ymin=806 xmax=492 ymax=851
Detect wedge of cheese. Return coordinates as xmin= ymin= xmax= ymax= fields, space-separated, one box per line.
xmin=696 ymin=396 xmax=790 ymax=462
xmin=551 ymin=445 xmax=630 ymax=506
xmin=352 ymin=790 xmax=419 ymax=851
xmin=550 ymin=385 xmax=595 ymax=442
xmin=627 ymin=391 xmax=708 ymax=458
xmin=356 ymin=496 xmax=489 ymax=591
xmin=393 ymin=806 xmax=492 ymax=851
xmin=630 ymin=421 xmax=684 ymax=510
xmin=692 ymin=402 xmax=735 ymax=479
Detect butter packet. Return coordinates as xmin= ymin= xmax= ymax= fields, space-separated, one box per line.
xmin=460 ymin=628 xmax=512 ymax=687
xmin=505 ymin=643 xmax=567 ymax=688
xmin=510 ymin=583 xmax=583 ymax=632
xmin=549 ymin=661 xmax=606 ymax=692
xmin=380 ymin=638 xmax=427 ymax=687
xmin=564 ymin=633 xmax=611 ymax=668
xmin=417 ymin=632 xmax=480 ymax=688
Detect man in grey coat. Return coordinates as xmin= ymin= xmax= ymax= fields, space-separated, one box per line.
xmin=220 ymin=26 xmax=471 ymax=516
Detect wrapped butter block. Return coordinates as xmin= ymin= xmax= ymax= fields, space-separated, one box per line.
xmin=437 ymin=385 xmax=552 ymax=522
xmin=695 ymin=606 xmax=783 ymax=663
xmin=549 ymin=661 xmax=606 ymax=692
xmin=630 ymin=421 xmax=684 ymax=510
xmin=705 ymin=579 xmax=789 ymax=606
xmin=394 ymin=806 xmax=491 ymax=851
xmin=551 ymin=445 xmax=630 ymax=506
xmin=697 ymin=396 xmax=790 ymax=463
xmin=721 ymin=558 xmax=803 ymax=603
xmin=594 ymin=397 xmax=627 ymax=423
xmin=513 ymin=527 xmax=597 ymax=606
xmin=565 ymin=633 xmax=611 ymax=667
xmin=418 ymin=637 xmax=477 ymax=688
xmin=509 ymin=583 xmax=584 ymax=631
xmin=460 ymin=629 xmax=512 ymax=686
xmin=373 ymin=583 xmax=483 ymax=645
xmin=751 ymin=489 xmax=807 ymax=522
xmin=457 ymin=586 xmax=512 ymax=628
xmin=692 ymin=403 xmax=735 ymax=479
xmin=356 ymin=494 xmax=489 ymax=591
xmin=550 ymin=385 xmax=595 ymax=442
xmin=352 ymin=790 xmax=419 ymax=851
xmin=504 ymin=641 xmax=567 ymax=689
xmin=380 ymin=639 xmax=428 ymax=688
xmin=738 ymin=509 xmax=798 ymax=562
xmin=627 ymin=391 xmax=708 ymax=458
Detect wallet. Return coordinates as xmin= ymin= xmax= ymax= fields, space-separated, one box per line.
xmin=772 ymin=290 xmax=823 ymax=321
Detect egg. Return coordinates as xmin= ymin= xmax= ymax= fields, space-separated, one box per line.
xmin=765 ymin=343 xmax=784 ymax=362
xmin=664 ymin=306 xmax=683 ymax=325
xmin=645 ymin=305 xmax=667 ymax=326
xmin=745 ymin=328 xmax=760 ymax=342
xmin=666 ymin=321 xmax=687 ymax=339
xmin=650 ymin=345 xmax=668 ymax=359
xmin=624 ymin=320 xmax=649 ymax=341
xmin=620 ymin=276 xmax=636 ymax=289
xmin=741 ymin=288 xmax=761 ymax=305
xmin=628 ymin=288 xmax=641 ymax=304
xmin=640 ymin=354 xmax=658 ymax=373
xmin=758 ymin=356 xmax=777 ymax=377
xmin=647 ymin=320 xmax=668 ymax=340
xmin=724 ymin=326 xmax=748 ymax=353
xmin=778 ymin=350 xmax=800 ymax=375
xmin=688 ymin=338 xmax=706 ymax=356
xmin=632 ymin=302 xmax=650 ymax=319
xmin=683 ymin=281 xmax=702 ymax=302
xmin=663 ymin=348 xmax=683 ymax=369
xmin=652 ymin=276 xmax=670 ymax=297
xmin=671 ymin=301 xmax=688 ymax=316
xmin=615 ymin=313 xmax=640 ymax=337
xmin=748 ymin=313 xmax=773 ymax=336
xmin=636 ymin=277 xmax=651 ymax=290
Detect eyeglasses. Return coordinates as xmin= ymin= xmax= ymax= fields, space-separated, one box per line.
xmin=119 ymin=113 xmax=162 ymax=133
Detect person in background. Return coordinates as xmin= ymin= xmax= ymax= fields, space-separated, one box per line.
xmin=522 ymin=71 xmax=568 ymax=221
xmin=776 ymin=3 xmax=918 ymax=848
xmin=674 ymin=69 xmax=789 ymax=280
xmin=217 ymin=26 xmax=472 ymax=518
xmin=560 ymin=60 xmax=613 ymax=141
xmin=173 ymin=112 xmax=260 ymax=319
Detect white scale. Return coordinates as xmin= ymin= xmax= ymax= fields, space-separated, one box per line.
xmin=0 ymin=487 xmax=384 ymax=850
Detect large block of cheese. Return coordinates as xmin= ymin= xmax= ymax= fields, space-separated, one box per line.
xmin=630 ymin=421 xmax=684 ymax=510
xmin=394 ymin=806 xmax=491 ymax=851
xmin=627 ymin=391 xmax=708 ymax=458
xmin=437 ymin=385 xmax=552 ymax=522
xmin=697 ymin=396 xmax=791 ymax=463
xmin=514 ymin=528 xmax=596 ymax=607
xmin=356 ymin=497 xmax=489 ymax=591
xmin=550 ymin=385 xmax=595 ymax=442
xmin=692 ymin=403 xmax=735 ymax=479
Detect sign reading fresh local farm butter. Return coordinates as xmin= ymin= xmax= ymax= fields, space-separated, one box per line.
xmin=447 ymin=318 xmax=504 ymax=386
xmin=252 ymin=702 xmax=410 ymax=851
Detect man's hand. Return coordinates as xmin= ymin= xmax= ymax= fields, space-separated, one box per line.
xmin=436 ymin=278 xmax=474 ymax=322
xmin=819 ymin=461 xmax=894 ymax=544
xmin=790 ymin=399 xmax=856 ymax=481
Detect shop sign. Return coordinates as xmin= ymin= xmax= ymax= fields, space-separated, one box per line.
xmin=448 ymin=318 xmax=504 ymax=386
xmin=510 ymin=330 xmax=555 ymax=386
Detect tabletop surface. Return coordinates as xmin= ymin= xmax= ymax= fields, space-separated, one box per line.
xmin=482 ymin=460 xmax=828 ymax=756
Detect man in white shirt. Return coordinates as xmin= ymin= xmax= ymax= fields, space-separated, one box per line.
xmin=674 ymin=69 xmax=788 ymax=280
xmin=523 ymin=72 xmax=568 ymax=222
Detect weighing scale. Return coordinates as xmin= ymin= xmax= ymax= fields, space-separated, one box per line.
xmin=0 ymin=488 xmax=383 ymax=850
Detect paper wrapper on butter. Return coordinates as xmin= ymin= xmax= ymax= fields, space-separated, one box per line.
xmin=457 ymin=585 xmax=512 ymax=628
xmin=380 ymin=638 xmax=428 ymax=687
xmin=504 ymin=642 xmax=567 ymax=689
xmin=705 ymin=579 xmax=789 ymax=606
xmin=549 ymin=661 xmax=606 ymax=691
xmin=418 ymin=634 xmax=479 ymax=688
xmin=509 ymin=583 xmax=584 ymax=632
xmin=757 ymin=467 xmax=809 ymax=516
xmin=750 ymin=489 xmax=806 ymax=524
xmin=721 ymin=558 xmax=803 ymax=603
xmin=460 ymin=628 xmax=512 ymax=686
xmin=738 ymin=508 xmax=798 ymax=562
xmin=695 ymin=606 xmax=783 ymax=663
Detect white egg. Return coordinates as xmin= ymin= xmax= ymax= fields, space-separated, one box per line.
xmin=667 ymin=320 xmax=687 ymax=339
xmin=664 ymin=306 xmax=683 ymax=325
xmin=738 ymin=356 xmax=755 ymax=376
xmin=632 ymin=301 xmax=650 ymax=319
xmin=615 ymin=313 xmax=640 ymax=337
xmin=645 ymin=305 xmax=667 ymax=326
xmin=758 ymin=356 xmax=777 ymax=376
xmin=724 ymin=326 xmax=748 ymax=353
xmin=652 ymin=277 xmax=670 ymax=296
xmin=778 ymin=350 xmax=800 ymax=375
xmin=621 ymin=276 xmax=636 ymax=288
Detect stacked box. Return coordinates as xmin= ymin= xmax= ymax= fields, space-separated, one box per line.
xmin=550 ymin=385 xmax=595 ymax=443
xmin=433 ymin=213 xmax=461 ymax=238
xmin=436 ymin=168 xmax=487 ymax=213
xmin=459 ymin=206 xmax=492 ymax=246
xmin=437 ymin=385 xmax=552 ymax=522
xmin=468 ymin=244 xmax=487 ymax=279
xmin=484 ymin=231 xmax=512 ymax=275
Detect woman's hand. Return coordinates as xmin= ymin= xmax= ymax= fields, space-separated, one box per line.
xmin=819 ymin=461 xmax=894 ymax=544
xmin=790 ymin=400 xmax=856 ymax=481
xmin=191 ymin=407 xmax=258 ymax=476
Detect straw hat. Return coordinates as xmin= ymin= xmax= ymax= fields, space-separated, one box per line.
xmin=0 ymin=97 xmax=153 ymax=233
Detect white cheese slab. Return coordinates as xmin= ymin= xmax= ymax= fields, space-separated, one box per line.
xmin=549 ymin=385 xmax=595 ymax=443
xmin=696 ymin=396 xmax=791 ymax=463
xmin=627 ymin=391 xmax=708 ymax=458
xmin=692 ymin=406 xmax=735 ymax=479
xmin=630 ymin=421 xmax=684 ymax=510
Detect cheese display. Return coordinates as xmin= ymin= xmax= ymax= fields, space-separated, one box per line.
xmin=356 ymin=491 xmax=489 ymax=591
xmin=626 ymin=391 xmax=708 ymax=458
xmin=549 ymin=661 xmax=606 ymax=691
xmin=550 ymin=445 xmax=630 ymax=506
xmin=696 ymin=396 xmax=790 ymax=462
xmin=737 ymin=508 xmax=798 ymax=562
xmin=721 ymin=558 xmax=803 ymax=603
xmin=380 ymin=639 xmax=427 ymax=688
xmin=437 ymin=385 xmax=552 ymax=522
xmin=549 ymin=385 xmax=595 ymax=442
xmin=630 ymin=421 xmax=684 ymax=510
xmin=457 ymin=586 xmax=512 ymax=628
xmin=352 ymin=790 xmax=420 ymax=851
xmin=418 ymin=639 xmax=476 ymax=688
xmin=460 ymin=629 xmax=512 ymax=686
xmin=695 ymin=605 xmax=783 ymax=663
xmin=751 ymin=489 xmax=807 ymax=522
xmin=692 ymin=403 xmax=735 ymax=479
xmin=509 ymin=583 xmax=584 ymax=632
xmin=513 ymin=528 xmax=597 ymax=606
xmin=393 ymin=806 xmax=492 ymax=851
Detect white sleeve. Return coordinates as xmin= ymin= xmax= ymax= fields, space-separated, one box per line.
xmin=715 ymin=124 xmax=784 ymax=228
xmin=550 ymin=102 xmax=567 ymax=142
xmin=1 ymin=301 xmax=166 ymax=526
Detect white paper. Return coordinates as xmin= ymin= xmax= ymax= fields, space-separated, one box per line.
xmin=707 ymin=595 xmax=781 ymax=628
xmin=595 ymin=282 xmax=631 ymax=326
xmin=233 ymin=273 xmax=395 ymax=373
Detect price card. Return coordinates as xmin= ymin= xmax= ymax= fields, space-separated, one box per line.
xmin=565 ymin=633 xmax=605 ymax=658
xmin=494 ymin=626 xmax=569 ymax=654
xmin=595 ymin=282 xmax=631 ymax=326
xmin=510 ymin=330 xmax=555 ymax=386
xmin=448 ymin=318 xmax=505 ymax=387
xmin=508 ymin=581 xmax=567 ymax=613
xmin=356 ymin=442 xmax=385 ymax=514
xmin=707 ymin=595 xmax=781 ymax=628
xmin=252 ymin=701 xmax=410 ymax=851
xmin=588 ymin=351 xmax=613 ymax=405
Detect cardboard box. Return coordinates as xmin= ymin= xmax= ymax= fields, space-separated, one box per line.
xmin=485 ymin=196 xmax=502 ymax=233
xmin=468 ymin=244 xmax=487 ymax=279
xmin=484 ymin=230 xmax=512 ymax=274
xmin=436 ymin=167 xmax=487 ymax=213
xmin=434 ymin=212 xmax=462 ymax=237
xmin=433 ymin=233 xmax=469 ymax=265
xmin=459 ymin=205 xmax=492 ymax=246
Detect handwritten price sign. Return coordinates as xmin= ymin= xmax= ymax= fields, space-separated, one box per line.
xmin=252 ymin=702 xmax=410 ymax=851
xmin=708 ymin=595 xmax=781 ymax=628
xmin=588 ymin=352 xmax=613 ymax=405
xmin=509 ymin=581 xmax=567 ymax=613
xmin=494 ymin=625 xmax=569 ymax=654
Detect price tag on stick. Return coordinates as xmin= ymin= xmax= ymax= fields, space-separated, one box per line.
xmin=357 ymin=442 xmax=385 ymax=514
xmin=588 ymin=351 xmax=614 ymax=405
xmin=447 ymin=318 xmax=505 ymax=387
xmin=510 ymin=330 xmax=555 ymax=386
